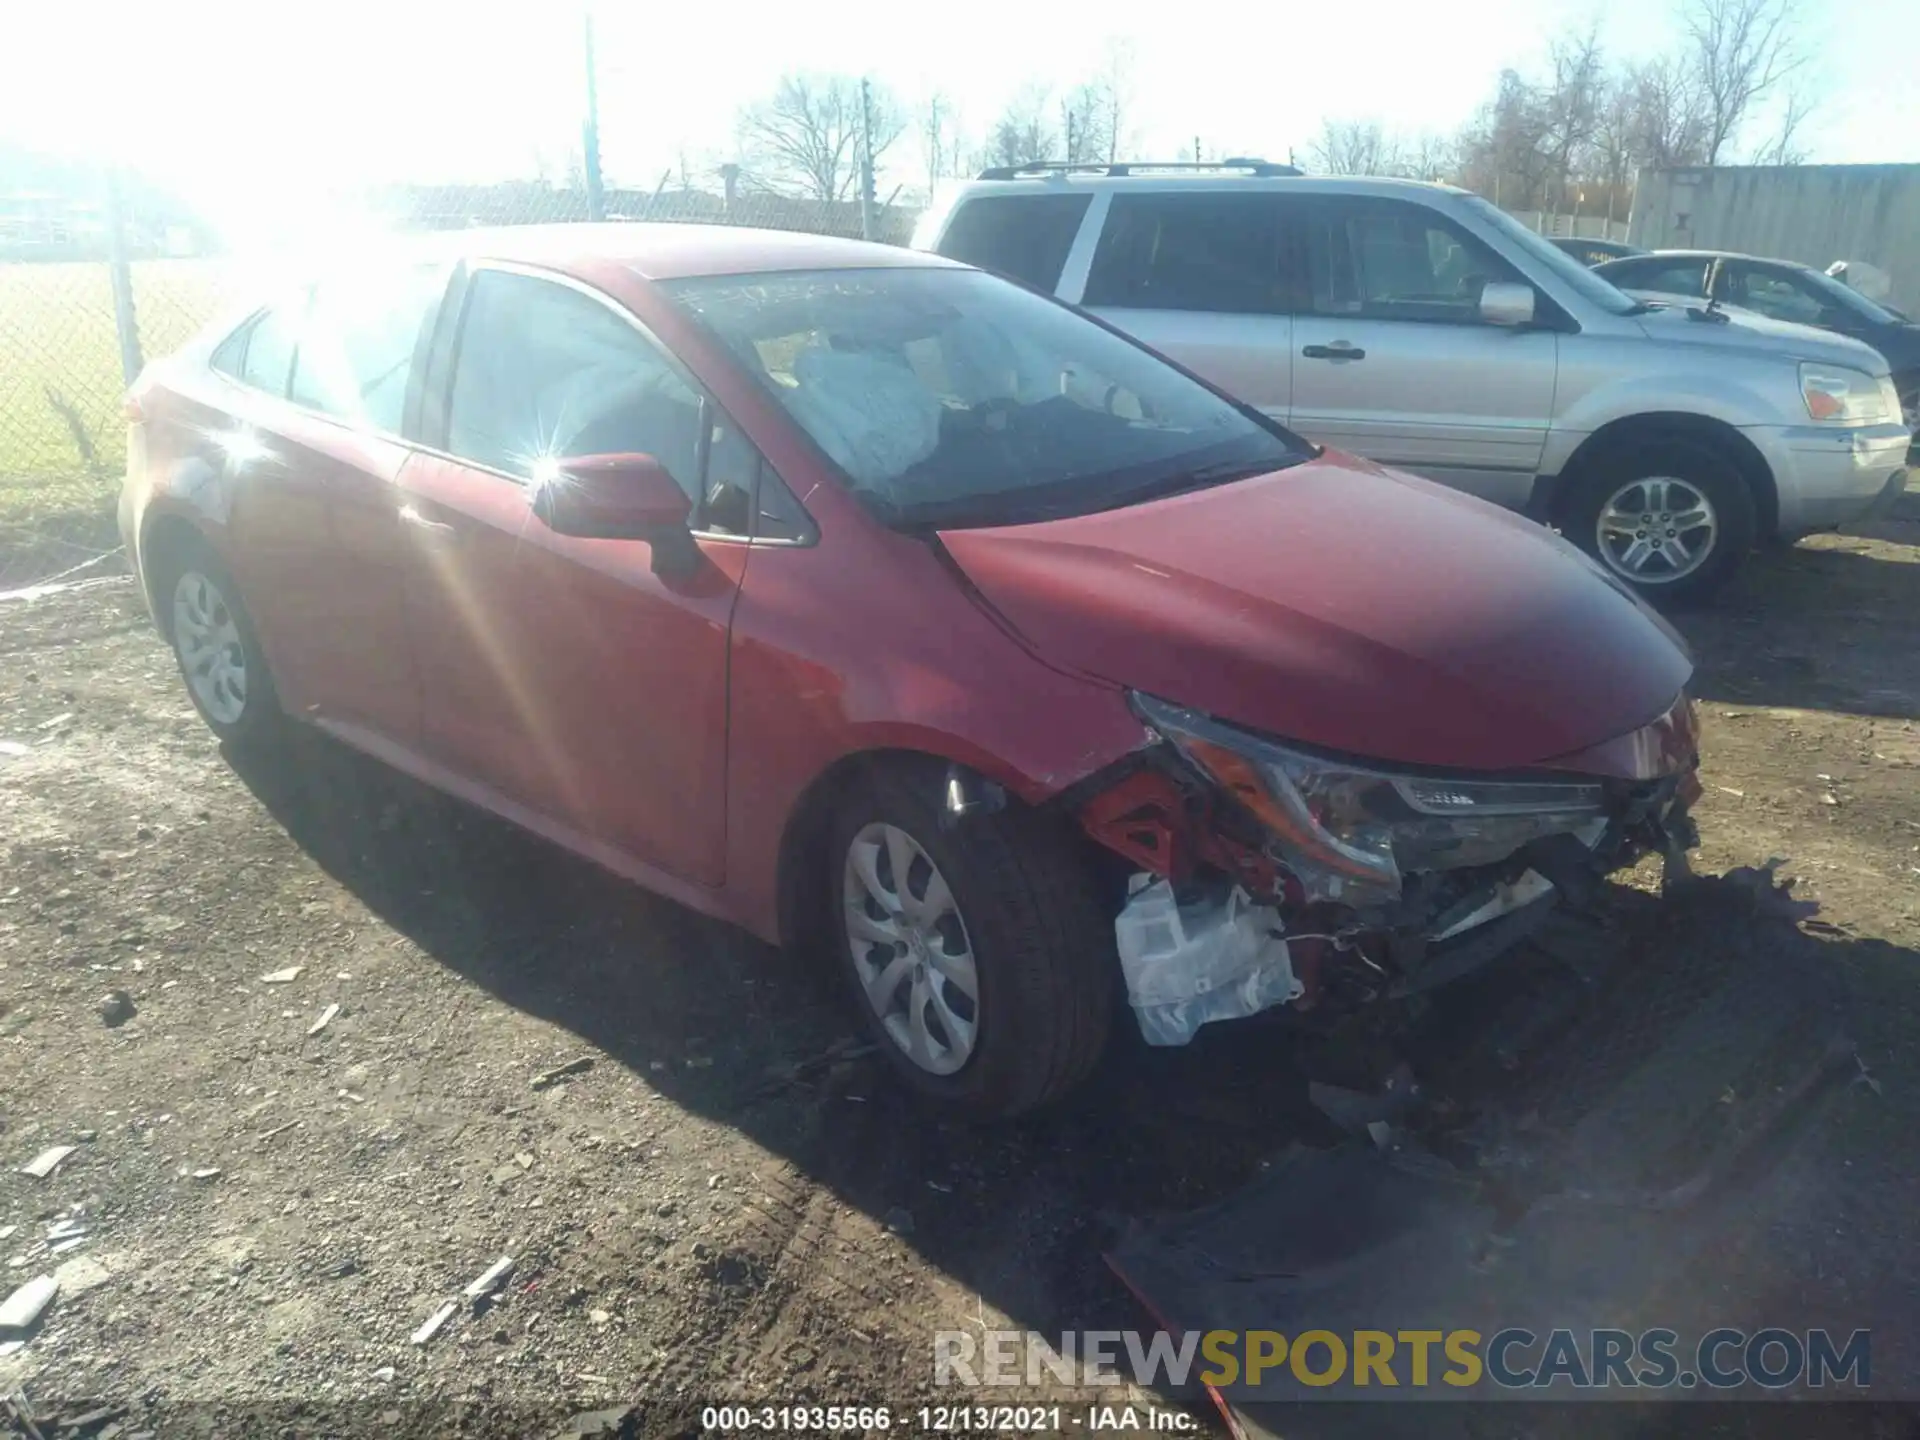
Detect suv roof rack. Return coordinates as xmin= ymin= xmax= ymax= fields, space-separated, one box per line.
xmin=975 ymin=157 xmax=1302 ymax=180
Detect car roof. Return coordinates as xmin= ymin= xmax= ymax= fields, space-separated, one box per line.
xmin=946 ymin=172 xmax=1469 ymax=199
xmin=384 ymin=222 xmax=961 ymax=282
xmin=1619 ymin=249 xmax=1803 ymax=270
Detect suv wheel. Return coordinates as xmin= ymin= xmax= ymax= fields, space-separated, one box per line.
xmin=829 ymin=763 xmax=1112 ymax=1118
xmin=1563 ymin=440 xmax=1756 ymax=604
xmin=161 ymin=539 xmax=281 ymax=747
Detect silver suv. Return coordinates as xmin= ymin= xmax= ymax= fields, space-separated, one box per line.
xmin=913 ymin=163 xmax=1912 ymax=601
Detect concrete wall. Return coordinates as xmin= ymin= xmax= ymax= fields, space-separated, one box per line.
xmin=1628 ymin=164 xmax=1920 ymax=315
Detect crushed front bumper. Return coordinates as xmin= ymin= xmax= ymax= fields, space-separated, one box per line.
xmin=1075 ymin=707 xmax=1702 ymax=1035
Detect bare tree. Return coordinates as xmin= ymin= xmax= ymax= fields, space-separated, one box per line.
xmin=1403 ymin=131 xmax=1458 ymax=183
xmin=1061 ymin=84 xmax=1110 ymax=164
xmin=1681 ymin=0 xmax=1807 ymax=163
xmin=738 ymin=74 xmax=903 ymax=202
xmin=987 ymin=86 xmax=1056 ymax=169
xmin=1538 ymin=24 xmax=1607 ymax=207
xmin=919 ymin=91 xmax=965 ymax=198
xmin=1753 ymin=83 xmax=1814 ymax=164
xmin=1308 ymin=118 xmax=1402 ymax=176
xmin=1095 ymin=40 xmax=1136 ymax=163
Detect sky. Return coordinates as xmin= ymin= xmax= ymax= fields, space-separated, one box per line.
xmin=3 ymin=0 xmax=1917 ymax=247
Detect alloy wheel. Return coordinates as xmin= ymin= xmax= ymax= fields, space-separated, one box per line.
xmin=172 ymin=569 xmax=249 ymax=725
xmin=1595 ymin=476 xmax=1718 ymax=584
xmin=842 ymin=821 xmax=980 ymax=1076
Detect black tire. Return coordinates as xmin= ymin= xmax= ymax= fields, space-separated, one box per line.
xmin=827 ymin=761 xmax=1113 ymax=1119
xmin=154 ymin=535 xmax=283 ymax=749
xmin=1561 ymin=438 xmax=1757 ymax=606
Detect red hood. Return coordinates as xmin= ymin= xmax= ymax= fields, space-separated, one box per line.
xmin=938 ymin=451 xmax=1693 ymax=773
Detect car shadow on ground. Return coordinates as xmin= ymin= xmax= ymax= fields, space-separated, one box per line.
xmin=227 ymin=728 xmax=1341 ymax=1343
xmin=225 ymin=724 xmax=1920 ymax=1425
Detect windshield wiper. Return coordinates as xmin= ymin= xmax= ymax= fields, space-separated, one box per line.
xmin=1108 ymin=456 xmax=1294 ymax=509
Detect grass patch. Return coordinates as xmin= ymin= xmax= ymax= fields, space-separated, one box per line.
xmin=0 ymin=258 xmax=234 ymax=529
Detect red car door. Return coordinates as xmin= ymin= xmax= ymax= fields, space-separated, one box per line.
xmin=208 ymin=268 xmax=446 ymax=743
xmin=395 ymin=266 xmax=751 ymax=886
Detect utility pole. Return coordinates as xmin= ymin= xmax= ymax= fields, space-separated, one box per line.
xmin=1193 ymin=135 xmax=1202 ymax=164
xmin=582 ymin=9 xmax=606 ymax=221
xmin=858 ymin=78 xmax=877 ymax=241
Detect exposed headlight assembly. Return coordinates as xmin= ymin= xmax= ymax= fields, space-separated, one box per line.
xmin=1133 ymin=693 xmax=1606 ymax=906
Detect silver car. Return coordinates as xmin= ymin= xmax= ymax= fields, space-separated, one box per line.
xmin=914 ymin=163 xmax=1912 ymax=602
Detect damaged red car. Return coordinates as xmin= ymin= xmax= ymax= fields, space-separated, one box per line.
xmin=120 ymin=226 xmax=1703 ymax=1117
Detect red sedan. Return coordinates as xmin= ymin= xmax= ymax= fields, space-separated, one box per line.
xmin=120 ymin=224 xmax=1702 ymax=1116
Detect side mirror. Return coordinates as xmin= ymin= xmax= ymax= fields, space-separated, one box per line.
xmin=531 ymin=453 xmax=700 ymax=578
xmin=1479 ymin=282 xmax=1537 ymax=328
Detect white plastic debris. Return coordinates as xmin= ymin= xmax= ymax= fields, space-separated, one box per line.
xmin=0 ymin=1274 xmax=58 ymax=1331
xmin=260 ymin=966 xmax=304 ymax=984
xmin=411 ymin=1299 xmax=457 ymax=1346
xmin=462 ymin=1256 xmax=515 ymax=1301
xmin=307 ymin=1003 xmax=341 ymax=1036
xmin=1113 ymin=877 xmax=1304 ymax=1046
xmin=18 ymin=1145 xmax=76 ymax=1179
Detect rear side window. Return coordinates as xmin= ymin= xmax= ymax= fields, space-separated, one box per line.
xmin=936 ymin=194 xmax=1091 ymax=292
xmin=1304 ymin=198 xmax=1520 ymax=324
xmin=237 ymin=306 xmax=299 ymax=396
xmin=289 ymin=264 xmax=446 ymax=431
xmin=1082 ymin=193 xmax=1296 ymax=315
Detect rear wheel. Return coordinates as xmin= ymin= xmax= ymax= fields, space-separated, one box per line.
xmin=829 ymin=762 xmax=1112 ymax=1118
xmin=159 ymin=539 xmax=281 ymax=748
xmin=1562 ymin=440 xmax=1756 ymax=605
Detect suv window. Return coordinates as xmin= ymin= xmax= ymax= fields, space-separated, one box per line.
xmin=1083 ymin=193 xmax=1294 ymax=314
xmin=445 ymin=270 xmax=705 ymax=500
xmin=289 ymin=264 xmax=446 ymax=431
xmin=1305 ymin=198 xmax=1519 ymax=323
xmin=237 ymin=306 xmax=299 ymax=396
xmin=937 ymin=194 xmax=1090 ymax=292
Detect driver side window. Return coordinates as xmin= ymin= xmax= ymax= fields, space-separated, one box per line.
xmin=1305 ymin=199 xmax=1519 ymax=324
xmin=445 ymin=269 xmax=704 ymax=501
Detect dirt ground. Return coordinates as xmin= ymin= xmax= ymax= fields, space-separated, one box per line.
xmin=3 ymin=494 xmax=1919 ymax=1439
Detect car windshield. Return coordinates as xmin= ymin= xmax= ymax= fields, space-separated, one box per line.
xmin=1797 ymin=266 xmax=1901 ymax=325
xmin=663 ymin=266 xmax=1308 ymax=529
xmin=1461 ymin=196 xmax=1642 ymax=316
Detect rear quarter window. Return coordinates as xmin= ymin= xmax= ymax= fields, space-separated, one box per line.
xmin=935 ymin=193 xmax=1091 ymax=292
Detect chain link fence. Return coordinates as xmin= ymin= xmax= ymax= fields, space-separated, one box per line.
xmin=0 ymin=181 xmax=920 ymax=592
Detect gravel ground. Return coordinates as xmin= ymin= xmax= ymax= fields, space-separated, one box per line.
xmin=3 ymin=495 xmax=1919 ymax=1439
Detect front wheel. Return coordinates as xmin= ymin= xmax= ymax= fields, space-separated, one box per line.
xmin=1561 ymin=440 xmax=1757 ymax=605
xmin=828 ymin=763 xmax=1113 ymax=1119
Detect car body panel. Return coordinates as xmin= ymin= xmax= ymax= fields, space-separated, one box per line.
xmin=1283 ymin=317 xmax=1557 ymax=509
xmin=390 ymin=451 xmax=749 ymax=887
xmin=938 ymin=449 xmax=1692 ymax=772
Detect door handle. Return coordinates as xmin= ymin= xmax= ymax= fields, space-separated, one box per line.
xmin=1302 ymin=342 xmax=1366 ymax=361
xmin=398 ymin=504 xmax=459 ymax=542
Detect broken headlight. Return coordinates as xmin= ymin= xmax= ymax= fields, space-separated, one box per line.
xmin=1133 ymin=693 xmax=1606 ymax=905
